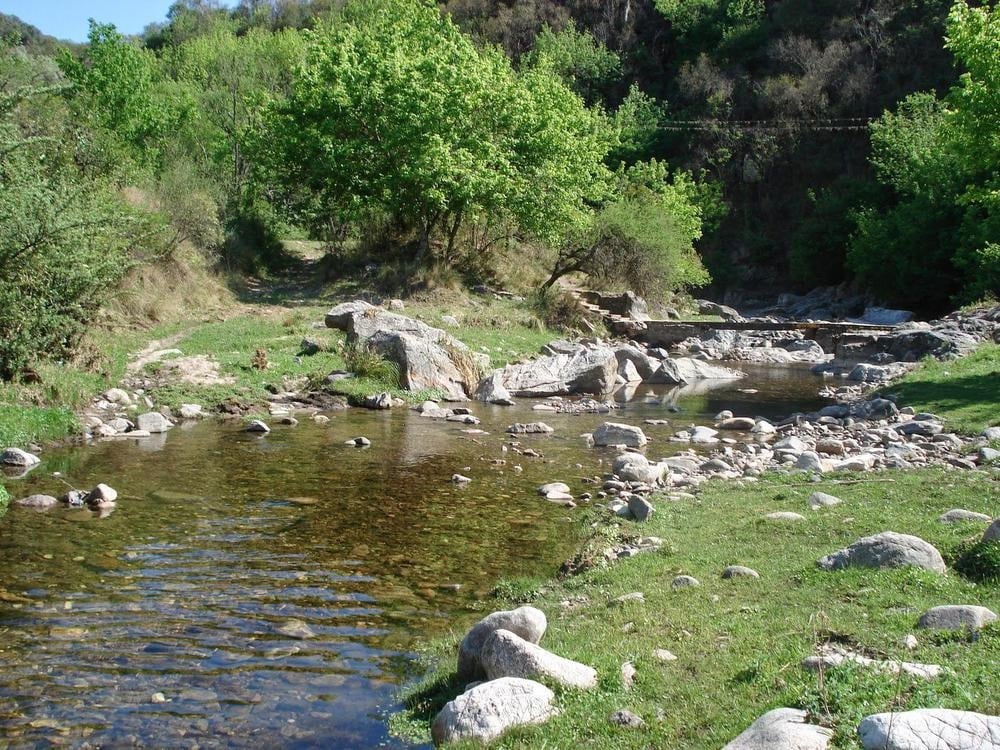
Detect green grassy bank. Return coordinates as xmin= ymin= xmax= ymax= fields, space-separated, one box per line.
xmin=890 ymin=343 xmax=1000 ymax=434
xmin=397 ymin=469 xmax=1000 ymax=749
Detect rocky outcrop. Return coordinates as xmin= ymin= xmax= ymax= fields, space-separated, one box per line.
xmin=651 ymin=358 xmax=745 ymax=385
xmin=817 ymin=532 xmax=946 ymax=573
xmin=496 ymin=345 xmax=618 ymax=397
xmin=858 ymin=709 xmax=1000 ymax=750
xmin=457 ymin=606 xmax=548 ymax=681
xmin=369 ymin=330 xmax=476 ymax=401
xmin=480 ymin=629 xmax=598 ymax=689
xmin=723 ymin=708 xmax=832 ymax=750
xmin=474 ymin=371 xmax=514 ymax=405
xmin=431 ymin=677 xmax=557 ymax=746
xmin=0 ymin=447 xmax=40 ymax=467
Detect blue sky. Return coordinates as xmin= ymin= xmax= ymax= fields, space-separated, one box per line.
xmin=4 ymin=1 xmax=207 ymax=42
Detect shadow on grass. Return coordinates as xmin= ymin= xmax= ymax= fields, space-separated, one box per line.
xmin=891 ymin=370 xmax=1000 ymax=431
xmin=399 ymin=671 xmax=468 ymax=730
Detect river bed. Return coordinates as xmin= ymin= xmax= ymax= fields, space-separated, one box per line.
xmin=0 ymin=365 xmax=826 ymax=748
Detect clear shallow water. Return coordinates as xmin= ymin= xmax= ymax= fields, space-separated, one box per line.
xmin=0 ymin=365 xmax=825 ymax=748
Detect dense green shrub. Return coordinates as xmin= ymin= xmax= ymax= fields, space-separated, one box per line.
xmin=954 ymin=539 xmax=1000 ymax=584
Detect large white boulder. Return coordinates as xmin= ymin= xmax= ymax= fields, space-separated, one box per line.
xmin=723 ymin=707 xmax=832 ymax=750
xmin=480 ymin=629 xmax=598 ymax=689
xmin=817 ymin=532 xmax=946 ymax=573
xmin=858 ymin=709 xmax=1000 ymax=750
xmin=593 ymin=422 xmax=647 ymax=447
xmin=498 ymin=346 xmax=618 ymax=397
xmin=431 ymin=677 xmax=557 ymax=746
xmin=457 ymin=606 xmax=547 ymax=681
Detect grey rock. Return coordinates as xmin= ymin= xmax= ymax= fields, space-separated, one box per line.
xmin=917 ymin=605 xmax=998 ymax=631
xmin=609 ymin=709 xmax=644 ymax=728
xmin=369 ymin=330 xmax=474 ymax=401
xmin=818 ymin=532 xmax=946 ymax=573
xmin=452 ymin=474 xmax=472 ymax=484
xmin=613 ymin=453 xmax=665 ymax=484
xmin=809 ymin=492 xmax=842 ymax=510
xmin=796 ymin=452 xmax=829 ymax=473
xmin=299 ymin=337 xmax=322 ymax=355
xmin=620 ymin=661 xmax=637 ymax=689
xmin=848 ymin=363 xmax=894 ymax=382
xmin=538 ymin=482 xmax=570 ymax=496
xmin=179 ymin=404 xmax=203 ymax=420
xmin=613 ymin=344 xmax=659 ymax=380
xmin=723 ymin=707 xmax=832 ymax=750
xmin=246 ymin=420 xmax=270 ymax=433
xmin=474 ymin=371 xmax=514 ymax=405
xmin=983 ymin=426 xmax=1000 ymax=441
xmin=652 ymin=648 xmax=677 ymax=662
xmin=15 ymin=494 xmax=58 ymax=509
xmin=431 ymin=677 xmax=557 ymax=746
xmin=858 ymin=709 xmax=1000 ymax=750
xmin=388 ymin=298 xmax=405 ymax=311
xmin=498 ymin=347 xmax=618 ymax=397
xmin=276 ymin=619 xmax=315 ymax=639
xmin=592 ymin=422 xmax=647 ymax=448
xmin=984 ymin=519 xmax=1000 ymax=542
xmin=346 ymin=437 xmax=371 ymax=447
xmin=897 ymin=420 xmax=944 ymax=436
xmin=137 ymin=412 xmax=173 ymax=433
xmin=457 ymin=606 xmax=547 ymax=681
xmin=722 ymin=565 xmax=761 ymax=580
xmin=1 ymin=447 xmax=40 ymax=467
xmin=938 ymin=509 xmax=992 ymax=523
xmin=717 ymin=417 xmax=757 ymax=430
xmin=672 ymin=575 xmax=700 ymax=589
xmin=324 ymin=300 xmax=377 ymax=330
xmin=362 ymin=391 xmax=393 ymax=410
xmin=506 ymin=422 xmax=553 ymax=435
xmin=627 ymin=495 xmax=655 ymax=522
xmin=480 ymin=628 xmax=598 ymax=689
xmin=766 ymin=511 xmax=806 ymax=522
xmin=84 ymin=483 xmax=118 ymax=509
xmin=859 ymin=307 xmax=913 ymax=325
xmin=802 ymin=643 xmax=942 ymax=680
xmin=104 ymin=388 xmax=132 ymax=405
xmin=652 ymin=357 xmax=744 ymax=385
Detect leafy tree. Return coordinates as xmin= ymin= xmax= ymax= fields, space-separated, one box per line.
xmin=59 ymin=22 xmax=180 ymax=172
xmin=848 ymin=1 xmax=1000 ymax=308
xmin=256 ymin=0 xmax=612 ymax=262
xmin=543 ymin=160 xmax=710 ymax=297
xmin=0 ymin=51 xmax=147 ymax=378
xmin=527 ymin=23 xmax=622 ymax=104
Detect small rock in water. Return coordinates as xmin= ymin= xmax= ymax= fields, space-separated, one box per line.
xmin=137 ymin=412 xmax=173 ymax=434
xmin=84 ymin=483 xmax=118 ymax=509
xmin=506 ymin=422 xmax=554 ymax=434
xmin=62 ymin=490 xmax=87 ymax=507
xmin=276 ymin=619 xmax=316 ymax=639
xmin=346 ymin=437 xmax=371 ymax=447
xmin=179 ymin=404 xmax=203 ymax=419
xmin=452 ymin=474 xmax=472 ymax=484
xmin=246 ymin=420 xmax=270 ymax=433
xmin=151 ymin=692 xmax=168 ymax=703
xmin=15 ymin=494 xmax=59 ymax=509
xmin=1 ymin=447 xmax=41 ymax=467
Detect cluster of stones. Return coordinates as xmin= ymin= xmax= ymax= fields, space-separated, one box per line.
xmin=325 ymin=301 xmax=746 ymax=405
xmin=77 ymin=387 xmax=205 ymax=443
xmin=431 ymin=606 xmax=598 ymax=746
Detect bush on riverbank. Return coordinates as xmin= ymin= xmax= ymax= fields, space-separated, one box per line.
xmin=396 ymin=469 xmax=1000 ymax=748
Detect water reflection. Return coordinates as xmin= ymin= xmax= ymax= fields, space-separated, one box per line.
xmin=0 ymin=364 xmax=825 ymax=747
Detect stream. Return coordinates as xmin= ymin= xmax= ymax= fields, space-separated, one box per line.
xmin=0 ymin=365 xmax=826 ymax=748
